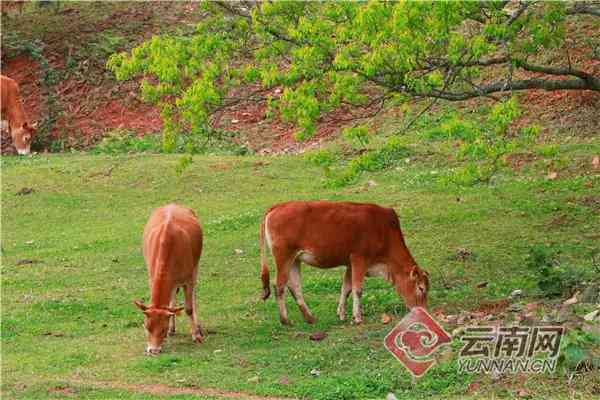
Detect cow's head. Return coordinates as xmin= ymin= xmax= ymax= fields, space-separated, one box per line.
xmin=133 ymin=300 xmax=183 ymax=355
xmin=12 ymin=121 xmax=36 ymax=155
xmin=395 ymin=265 xmax=429 ymax=309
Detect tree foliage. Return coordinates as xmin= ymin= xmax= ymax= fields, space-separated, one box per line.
xmin=108 ymin=0 xmax=599 ymax=142
xmin=107 ymin=0 xmax=599 ymax=184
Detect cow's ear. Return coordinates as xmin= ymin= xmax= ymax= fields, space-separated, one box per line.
xmin=409 ymin=266 xmax=418 ymax=281
xmin=133 ymin=300 xmax=148 ymax=311
xmin=167 ymin=306 xmax=184 ymax=316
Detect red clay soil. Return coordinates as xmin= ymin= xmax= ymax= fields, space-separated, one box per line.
xmin=56 ymin=98 xmax=163 ymax=142
xmin=217 ymin=101 xmax=345 ymax=154
xmin=215 ymin=85 xmax=382 ymax=154
xmin=515 ymin=40 xmax=600 ymax=135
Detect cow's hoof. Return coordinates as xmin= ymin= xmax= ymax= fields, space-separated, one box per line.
xmin=351 ymin=317 xmax=363 ymax=325
xmin=337 ymin=311 xmax=346 ymax=321
xmin=168 ymin=329 xmax=176 ymax=336
xmin=280 ymin=317 xmax=292 ymax=326
xmin=192 ymin=334 xmax=204 ymax=344
xmin=304 ymin=314 xmax=317 ymax=324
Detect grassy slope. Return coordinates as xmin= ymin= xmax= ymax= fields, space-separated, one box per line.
xmin=2 ymin=138 xmax=599 ymax=399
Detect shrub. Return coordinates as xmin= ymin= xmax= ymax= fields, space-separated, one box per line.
xmin=91 ymin=129 xmax=161 ymax=155
xmin=525 ymin=244 xmax=593 ymax=298
xmin=91 ymin=128 xmax=250 ymax=156
xmin=558 ymin=328 xmax=600 ymax=376
xmin=307 ymin=136 xmax=411 ymax=188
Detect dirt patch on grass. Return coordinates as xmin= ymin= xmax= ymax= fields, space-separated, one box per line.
xmin=48 ymin=385 xmax=76 ymax=396
xmin=505 ymin=152 xmax=538 ymax=171
xmin=548 ymin=212 xmax=579 ymax=228
xmin=70 ymin=379 xmax=295 ymax=400
xmin=476 ymin=299 xmax=510 ymax=314
xmin=580 ymin=196 xmax=600 ymax=213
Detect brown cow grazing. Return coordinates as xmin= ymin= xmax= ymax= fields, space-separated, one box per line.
xmin=1 ymin=75 xmax=36 ymax=155
xmin=260 ymin=200 xmax=429 ymax=325
xmin=134 ymin=204 xmax=204 ymax=354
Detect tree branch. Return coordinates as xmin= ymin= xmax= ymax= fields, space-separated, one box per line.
xmin=213 ymin=1 xmax=253 ymax=19
xmin=567 ymin=1 xmax=600 ymax=17
xmin=421 ymin=77 xmax=599 ymax=101
xmin=506 ymin=1 xmax=530 ymax=25
xmin=517 ymin=60 xmax=600 ymax=83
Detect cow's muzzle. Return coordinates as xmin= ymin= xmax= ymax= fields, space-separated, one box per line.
xmin=145 ymin=346 xmax=161 ymax=356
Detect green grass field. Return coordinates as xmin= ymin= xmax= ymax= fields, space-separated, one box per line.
xmin=2 ymin=145 xmax=599 ymax=399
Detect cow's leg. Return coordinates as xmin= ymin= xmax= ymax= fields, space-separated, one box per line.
xmin=183 ymin=284 xmax=203 ymax=343
xmin=350 ymin=255 xmax=367 ymax=324
xmin=337 ymin=267 xmax=352 ymax=321
xmin=168 ymin=287 xmax=178 ymax=336
xmin=287 ymin=260 xmax=316 ymax=324
xmin=273 ymin=250 xmax=292 ymax=325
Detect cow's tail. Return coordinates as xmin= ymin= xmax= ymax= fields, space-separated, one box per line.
xmin=259 ymin=212 xmax=271 ymax=301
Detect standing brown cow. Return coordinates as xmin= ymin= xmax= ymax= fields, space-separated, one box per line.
xmin=0 ymin=75 xmax=36 ymax=155
xmin=260 ymin=200 xmax=429 ymax=325
xmin=134 ymin=204 xmax=204 ymax=354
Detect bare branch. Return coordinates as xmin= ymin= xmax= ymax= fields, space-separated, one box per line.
xmin=517 ymin=60 xmax=600 ymax=83
xmin=506 ymin=1 xmax=530 ymax=25
xmin=324 ymin=95 xmax=390 ymax=124
xmin=567 ymin=1 xmax=600 ymax=17
xmin=213 ymin=1 xmax=253 ymax=19
xmin=422 ymin=77 xmax=599 ymax=101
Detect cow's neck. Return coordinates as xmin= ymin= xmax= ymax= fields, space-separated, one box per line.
xmin=388 ymin=232 xmax=418 ymax=278
xmin=6 ymin=102 xmax=26 ymax=132
xmin=150 ymin=274 xmax=175 ymax=308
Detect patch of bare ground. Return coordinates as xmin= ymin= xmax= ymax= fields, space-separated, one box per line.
xmin=515 ymin=16 xmax=600 ymax=138
xmin=579 ymin=196 xmax=600 ymax=213
xmin=213 ymin=86 xmax=352 ymax=155
xmin=67 ymin=379 xmax=296 ymax=400
xmin=505 ymin=152 xmax=538 ymax=171
xmin=48 ymin=385 xmax=76 ymax=396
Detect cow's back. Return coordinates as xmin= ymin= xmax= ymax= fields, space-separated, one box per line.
xmin=0 ymin=74 xmax=26 ymax=128
xmin=265 ymin=201 xmax=400 ymax=267
xmin=0 ymin=75 xmax=17 ymax=116
xmin=143 ymin=204 xmax=203 ymax=281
